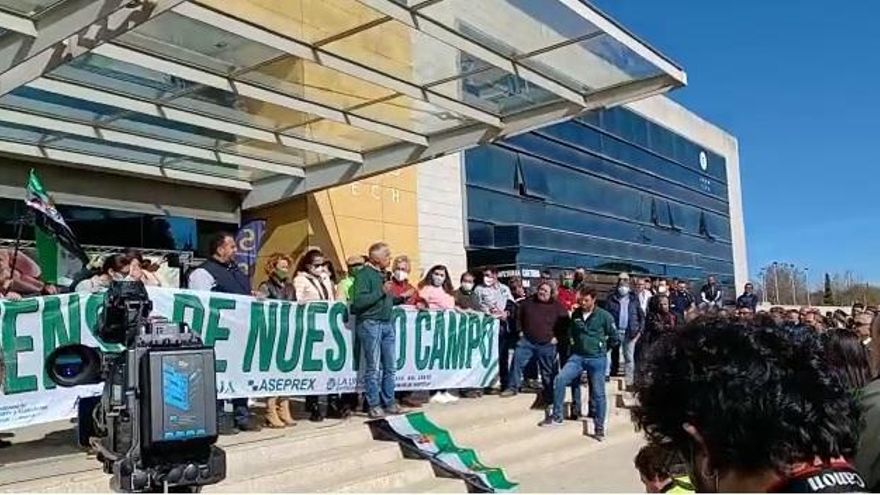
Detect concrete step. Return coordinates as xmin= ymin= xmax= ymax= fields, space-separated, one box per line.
xmin=386 ymin=475 xmax=468 ymax=493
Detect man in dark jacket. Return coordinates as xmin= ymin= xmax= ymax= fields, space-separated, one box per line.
xmin=736 ymin=283 xmax=759 ymax=312
xmin=670 ymin=280 xmax=695 ymax=323
xmin=541 ymin=286 xmax=618 ymax=440
xmin=604 ymin=273 xmax=645 ymax=387
xmin=501 ymin=281 xmax=568 ymax=407
xmin=187 ymin=231 xmax=261 ymax=435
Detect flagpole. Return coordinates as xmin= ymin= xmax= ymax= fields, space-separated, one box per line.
xmin=9 ymin=213 xmax=28 ymax=279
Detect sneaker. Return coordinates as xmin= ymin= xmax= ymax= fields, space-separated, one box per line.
xmin=430 ymin=392 xmax=451 ymax=404
xmin=443 ymin=392 xmax=459 ymax=403
xmin=499 ymin=389 xmax=518 ymax=398
xmin=593 ymin=431 xmax=606 ymax=442
xmin=385 ymin=403 xmax=403 ymax=415
xmin=537 ymin=418 xmax=563 ymax=428
xmin=368 ymin=407 xmax=385 ymax=419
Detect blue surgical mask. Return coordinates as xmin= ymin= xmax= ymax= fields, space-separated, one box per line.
xmin=617 ymin=286 xmax=630 ymax=296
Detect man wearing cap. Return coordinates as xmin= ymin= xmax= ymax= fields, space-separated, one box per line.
xmin=337 ymin=255 xmax=366 ymax=304
xmin=604 ymin=273 xmax=644 ymax=386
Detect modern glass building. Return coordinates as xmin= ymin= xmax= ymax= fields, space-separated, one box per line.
xmin=0 ymin=0 xmax=745 ymax=293
xmin=465 ymin=103 xmax=741 ymax=295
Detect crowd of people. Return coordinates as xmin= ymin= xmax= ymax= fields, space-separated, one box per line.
xmin=7 ymin=233 xmax=880 ymax=493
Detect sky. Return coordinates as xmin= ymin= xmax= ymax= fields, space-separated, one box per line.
xmin=588 ymin=1 xmax=880 ymax=285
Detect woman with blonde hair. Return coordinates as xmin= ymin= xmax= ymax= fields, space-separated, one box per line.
xmin=256 ymin=253 xmax=296 ymax=428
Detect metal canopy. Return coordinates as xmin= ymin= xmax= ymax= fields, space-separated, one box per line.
xmin=0 ymin=0 xmax=686 ymax=202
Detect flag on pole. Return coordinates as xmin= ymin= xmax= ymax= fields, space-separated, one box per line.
xmin=24 ymin=169 xmax=87 ymax=269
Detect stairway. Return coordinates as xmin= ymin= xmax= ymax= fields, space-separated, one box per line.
xmin=0 ymin=378 xmax=636 ymax=493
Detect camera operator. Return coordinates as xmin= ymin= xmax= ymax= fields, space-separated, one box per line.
xmin=187 ymin=232 xmax=261 ymax=435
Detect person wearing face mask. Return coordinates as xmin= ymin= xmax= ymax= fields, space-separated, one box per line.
xmin=294 ymin=248 xmax=339 ymax=421
xmin=419 ymin=265 xmax=458 ymax=404
xmin=418 ymin=265 xmax=455 ymax=310
xmin=337 ymin=255 xmax=366 ymax=304
xmin=257 ymin=254 xmax=297 ymax=429
xmin=604 ymin=273 xmax=644 ymax=388
xmin=385 ymin=255 xmax=425 ymax=308
xmin=475 ymin=267 xmax=515 ymax=392
xmin=75 ymin=253 xmax=133 ymax=293
xmin=634 ymin=319 xmax=865 ymax=493
xmin=453 ymin=272 xmax=479 ymax=310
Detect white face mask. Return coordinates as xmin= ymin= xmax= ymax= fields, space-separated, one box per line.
xmin=483 ymin=276 xmax=495 ymax=286
xmin=617 ymin=285 xmax=630 ymax=296
xmin=394 ymin=270 xmax=409 ymax=282
xmin=657 ymin=285 xmax=668 ymax=295
xmin=431 ymin=274 xmax=445 ymax=287
xmin=460 ymin=282 xmax=474 ymax=292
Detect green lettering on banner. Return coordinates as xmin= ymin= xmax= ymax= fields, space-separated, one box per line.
xmin=445 ymin=312 xmax=466 ymax=370
xmin=276 ymin=302 xmax=304 ymax=372
xmin=392 ymin=308 xmax=406 ymax=371
xmin=414 ymin=311 xmax=432 ymax=371
xmin=466 ymin=313 xmax=484 ymax=369
xmin=244 ymin=301 xmax=278 ymax=372
xmin=430 ymin=312 xmax=446 ymax=370
xmin=206 ymin=297 xmax=236 ymax=372
xmin=41 ymin=295 xmax=82 ymax=389
xmin=1 ymin=299 xmax=39 ymax=394
xmin=171 ymin=293 xmax=205 ymax=337
xmin=481 ymin=315 xmax=496 ymax=367
xmin=326 ymin=302 xmax=348 ymax=372
xmin=302 ymin=302 xmax=328 ymax=372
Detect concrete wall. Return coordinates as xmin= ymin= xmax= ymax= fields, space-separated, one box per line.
xmin=626 ymin=96 xmax=748 ymax=290
xmin=417 ymin=154 xmax=467 ymax=280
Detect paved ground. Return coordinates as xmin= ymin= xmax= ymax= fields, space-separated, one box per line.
xmin=517 ymin=431 xmax=644 ymax=492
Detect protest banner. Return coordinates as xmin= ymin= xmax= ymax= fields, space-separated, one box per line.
xmin=0 ymin=287 xmax=499 ymax=431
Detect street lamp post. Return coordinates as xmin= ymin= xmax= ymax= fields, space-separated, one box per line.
xmin=760 ymin=269 xmax=768 ymax=304
xmin=789 ymin=263 xmax=798 ymax=306
xmin=772 ymin=262 xmax=780 ymax=305
xmin=804 ymin=267 xmax=811 ymax=307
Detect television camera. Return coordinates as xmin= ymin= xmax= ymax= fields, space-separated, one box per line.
xmin=45 ymin=281 xmax=226 ymax=493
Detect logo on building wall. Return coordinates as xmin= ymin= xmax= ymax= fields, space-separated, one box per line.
xmin=699 ymin=151 xmax=708 ymax=171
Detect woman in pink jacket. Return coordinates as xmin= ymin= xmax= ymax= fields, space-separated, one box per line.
xmin=418 ymin=265 xmax=458 ymax=403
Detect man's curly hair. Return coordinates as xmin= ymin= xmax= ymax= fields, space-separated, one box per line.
xmin=632 ymin=317 xmax=860 ymax=475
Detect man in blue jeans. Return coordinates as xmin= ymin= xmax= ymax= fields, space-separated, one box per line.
xmin=500 ymin=281 xmax=569 ymax=408
xmin=350 ymin=242 xmax=403 ymax=418
xmin=540 ymin=286 xmax=618 ymax=440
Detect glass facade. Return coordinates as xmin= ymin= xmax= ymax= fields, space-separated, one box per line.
xmin=0 ymin=198 xmax=235 ymax=257
xmin=465 ymin=106 xmax=735 ymax=293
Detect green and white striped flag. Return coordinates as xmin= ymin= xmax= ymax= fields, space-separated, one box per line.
xmin=24 ymin=169 xmax=87 ymax=283
xmin=383 ymin=412 xmax=518 ymax=492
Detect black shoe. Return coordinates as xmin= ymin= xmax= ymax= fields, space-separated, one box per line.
xmin=310 ymin=409 xmax=325 ymax=422
xmin=236 ymin=415 xmax=262 ymax=432
xmin=567 ymin=404 xmax=583 ymax=421
xmin=593 ymin=431 xmax=606 ymax=442
xmin=499 ymin=389 xmax=517 ymax=398
xmin=368 ymin=407 xmax=385 ymax=419
xmin=530 ymin=395 xmax=547 ymax=410
xmin=218 ymin=412 xmax=239 ymax=435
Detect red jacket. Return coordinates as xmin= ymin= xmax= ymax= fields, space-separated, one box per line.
xmin=387 ymin=279 xmax=425 ymax=307
xmin=557 ymin=287 xmax=577 ymax=312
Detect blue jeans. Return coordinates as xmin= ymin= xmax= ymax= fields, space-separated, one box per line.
xmin=357 ymin=319 xmax=397 ymax=409
xmin=508 ymin=339 xmax=557 ymax=405
xmin=553 ymin=354 xmax=607 ymax=433
xmin=623 ymin=336 xmax=638 ymax=387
